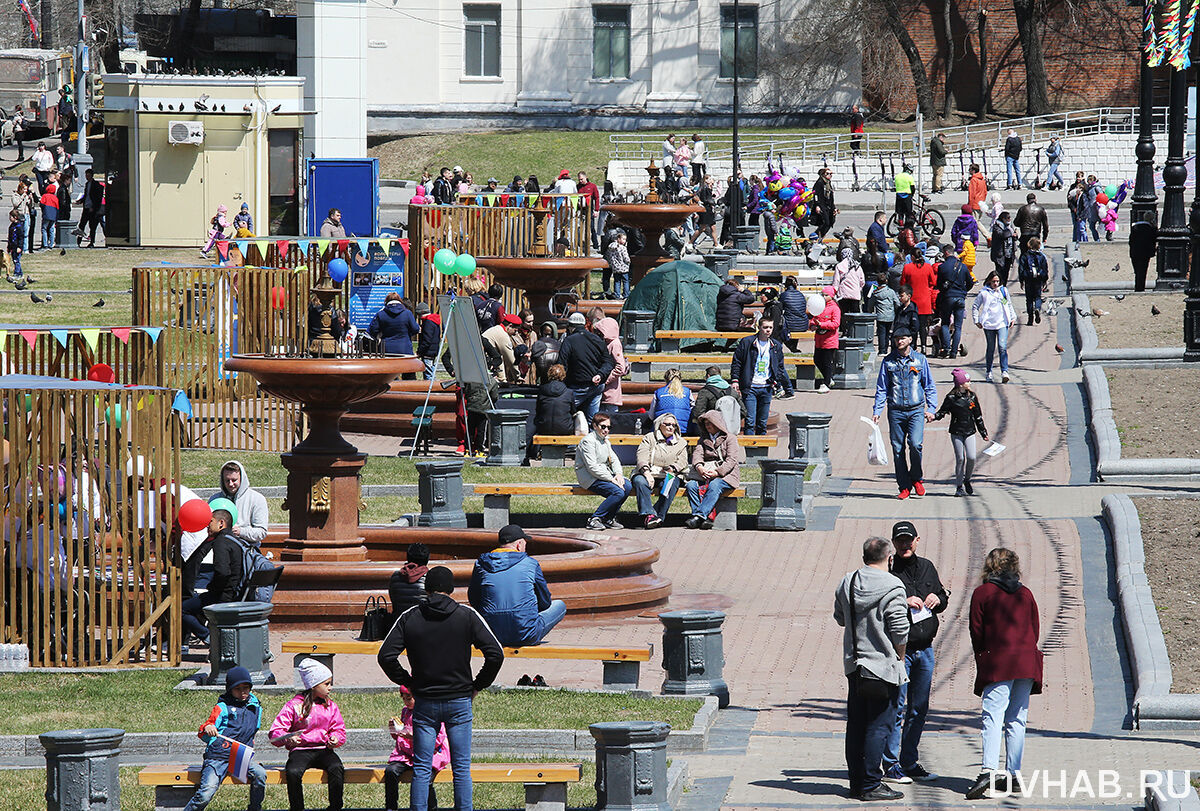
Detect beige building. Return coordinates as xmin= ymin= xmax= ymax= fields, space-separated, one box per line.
xmin=99 ymin=75 xmax=309 ymax=247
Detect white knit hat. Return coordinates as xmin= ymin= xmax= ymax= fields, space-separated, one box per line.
xmin=297 ymin=657 xmax=333 ymax=690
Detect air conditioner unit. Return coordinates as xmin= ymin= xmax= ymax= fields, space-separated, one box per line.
xmin=167 ymin=120 xmax=204 ymax=145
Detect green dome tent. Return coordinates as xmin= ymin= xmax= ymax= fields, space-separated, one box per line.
xmin=621 ymin=261 xmax=723 ymax=351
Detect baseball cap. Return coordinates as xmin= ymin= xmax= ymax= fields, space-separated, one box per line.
xmin=498 ymin=524 xmax=532 ymax=545
xmin=892 ymin=521 xmax=918 ymax=542
xmin=567 ymin=312 xmax=586 ymax=326
xmin=502 ymin=313 xmax=522 ymax=326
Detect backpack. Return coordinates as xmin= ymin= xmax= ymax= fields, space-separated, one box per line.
xmin=715 ymin=394 xmax=743 ymax=435
xmin=474 ymin=295 xmax=501 ymax=331
xmin=235 ymin=537 xmax=278 ymax=602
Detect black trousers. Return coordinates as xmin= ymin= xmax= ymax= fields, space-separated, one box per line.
xmin=285 ymin=748 xmax=344 ymax=811
xmin=814 ymin=347 xmax=838 ymax=386
xmin=78 ymin=208 xmax=102 ymax=243
xmin=385 ymin=761 xmax=438 ymax=811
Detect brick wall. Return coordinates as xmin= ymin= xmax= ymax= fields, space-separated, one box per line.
xmin=866 ymin=0 xmax=1142 ymax=116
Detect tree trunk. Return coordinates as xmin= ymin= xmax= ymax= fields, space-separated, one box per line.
xmin=880 ymin=0 xmax=938 ymax=118
xmin=976 ymin=10 xmax=989 ymax=121
xmin=171 ymin=0 xmax=203 ymax=69
xmin=1013 ymin=0 xmax=1050 ymax=115
xmin=942 ymin=0 xmax=958 ymax=118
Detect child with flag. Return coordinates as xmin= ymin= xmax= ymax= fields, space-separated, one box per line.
xmin=183 ymin=666 xmax=267 ymax=811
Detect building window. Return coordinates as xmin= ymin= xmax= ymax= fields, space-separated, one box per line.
xmin=593 ymin=6 xmax=630 ymax=79
xmin=268 ymin=129 xmax=299 ymax=235
xmin=720 ymin=5 xmax=758 ymax=79
xmin=103 ymin=125 xmax=129 ymax=240
xmin=464 ymin=5 xmax=501 ymax=77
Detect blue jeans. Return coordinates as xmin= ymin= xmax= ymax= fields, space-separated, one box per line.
xmin=183 ymin=756 xmax=267 ymax=811
xmin=1005 ymin=156 xmax=1022 ymax=187
xmin=412 ymin=696 xmax=475 ymax=811
xmin=980 ymin=678 xmax=1034 ymax=773
xmin=846 ymin=673 xmax=899 ymax=795
xmin=1072 ymin=212 xmax=1086 ymax=243
xmin=631 ymin=471 xmax=680 ymax=518
xmin=535 ymin=599 xmax=567 ymax=642
xmin=614 ymin=273 xmax=629 ymax=298
xmin=984 ymin=326 xmax=1009 ymax=375
xmin=422 ymin=358 xmax=436 ymax=379
xmin=877 ymin=321 xmax=892 ymax=356
xmin=1046 ymin=161 xmax=1063 ymax=187
xmin=587 ymin=478 xmax=632 ymax=521
xmin=886 ymin=407 xmax=925 ymax=491
xmin=939 ymin=298 xmax=965 ymax=356
xmin=743 ymin=384 xmax=773 ymax=435
xmin=685 ymin=477 xmax=733 ymax=518
xmin=571 ymin=386 xmax=602 ymax=422
xmin=1088 ymin=212 xmax=1101 ymax=241
xmin=41 ymin=213 xmax=56 ymax=249
xmin=882 ymin=646 xmax=936 ymax=774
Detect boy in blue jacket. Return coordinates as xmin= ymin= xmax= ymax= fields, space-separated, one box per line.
xmin=468 ymin=524 xmax=565 ymax=647
xmin=183 ymin=666 xmax=267 ymax=811
xmin=872 ymin=329 xmax=938 ymax=500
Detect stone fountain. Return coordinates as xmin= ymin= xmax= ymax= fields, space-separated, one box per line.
xmin=602 ymin=160 xmax=704 ymax=285
xmin=224 ymin=269 xmax=671 ymax=626
xmin=476 ymin=257 xmax=608 ymax=325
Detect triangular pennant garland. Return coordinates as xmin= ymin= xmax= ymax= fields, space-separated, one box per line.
xmin=254 ymin=240 xmax=270 ymax=258
xmin=236 ymin=240 xmax=249 ymax=256
xmin=19 ymin=329 xmax=38 ymax=349
xmin=172 ymin=389 xmax=193 ymax=418
xmin=276 ymin=239 xmax=291 ymax=256
xmin=297 ymin=239 xmax=310 ymax=254
xmin=80 ymin=329 xmax=101 ymax=352
xmin=111 ymin=328 xmax=131 ymax=344
xmin=357 ymin=238 xmax=369 ymax=255
xmin=141 ymin=327 xmax=163 ymax=344
xmin=378 ymin=238 xmax=391 ymax=254
xmin=51 ymin=329 xmax=70 ymax=348
xmin=216 ymin=241 xmax=230 ymax=261
xmin=315 ymin=239 xmax=330 ymax=254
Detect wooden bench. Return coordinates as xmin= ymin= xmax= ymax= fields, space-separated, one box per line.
xmin=655 ymin=329 xmax=816 ymax=352
xmin=472 ymin=483 xmax=746 ymax=531
xmin=625 ymin=353 xmax=814 ymax=383
xmin=281 ymin=638 xmax=653 ymax=690
xmin=530 ymin=433 xmax=776 ymax=465
xmin=140 ymin=762 xmax=582 ymax=811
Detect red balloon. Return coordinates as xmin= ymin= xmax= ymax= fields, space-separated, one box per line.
xmin=271 ymin=285 xmax=288 ymax=310
xmin=177 ymin=498 xmax=212 ymax=533
xmin=1096 ymin=193 xmax=1109 ymax=205
xmin=87 ymin=363 xmax=115 ymax=384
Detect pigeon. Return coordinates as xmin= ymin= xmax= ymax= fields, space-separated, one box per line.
xmin=1112 ymin=294 xmax=1126 ymax=301
xmin=30 ymin=291 xmax=43 ymax=303
xmin=1055 ymin=343 xmax=1064 ymax=353
xmin=1152 ymin=304 xmax=1162 ymax=316
xmin=1092 ymin=308 xmax=1108 ymax=317
xmin=1075 ymin=307 xmax=1092 ymax=318
xmin=1111 ymin=263 xmax=1121 ymax=273
xmin=14 ymin=278 xmax=26 ymax=290
xmin=93 ymin=298 xmax=105 ymax=308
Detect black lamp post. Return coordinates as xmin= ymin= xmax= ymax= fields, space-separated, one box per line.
xmin=1156 ymin=66 xmax=1190 ymax=287
xmin=1187 ymin=72 xmax=1200 ymax=359
xmin=731 ymin=0 xmax=743 ymax=232
xmin=1130 ymin=6 xmax=1158 ymax=229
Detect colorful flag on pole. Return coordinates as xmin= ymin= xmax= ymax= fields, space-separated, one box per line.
xmin=221 ymin=736 xmax=255 ymax=783
xmin=16 ymin=0 xmax=37 ymax=36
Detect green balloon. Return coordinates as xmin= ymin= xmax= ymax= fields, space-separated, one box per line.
xmin=433 ymin=248 xmax=457 ymax=273
xmin=1105 ymin=184 xmax=1118 ymax=199
xmin=104 ymin=404 xmax=123 ymax=426
xmin=209 ymin=497 xmax=239 ymax=526
xmin=453 ymin=254 xmax=477 ymax=277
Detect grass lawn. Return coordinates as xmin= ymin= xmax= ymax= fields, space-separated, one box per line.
xmin=3 ymin=761 xmax=598 ymax=810
xmin=3 ymin=247 xmax=201 ymax=326
xmin=369 ymin=126 xmax=863 ymax=183
xmin=0 ymin=670 xmax=701 ymax=736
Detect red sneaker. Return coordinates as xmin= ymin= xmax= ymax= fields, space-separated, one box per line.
xmin=898 ymin=489 xmax=910 ymax=500
xmin=913 ymin=481 xmax=926 ymax=497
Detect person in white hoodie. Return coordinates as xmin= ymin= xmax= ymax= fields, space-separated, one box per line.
xmin=971 ymin=271 xmax=1017 ymax=384
xmin=209 ymin=460 xmax=269 ymax=547
xmin=833 ymin=536 xmax=910 ymax=802
xmin=574 ymin=412 xmax=631 ymax=530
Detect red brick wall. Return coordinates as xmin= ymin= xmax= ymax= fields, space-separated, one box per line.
xmin=866 ymin=0 xmax=1142 ymax=116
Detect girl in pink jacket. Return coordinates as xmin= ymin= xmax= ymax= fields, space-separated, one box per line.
xmin=811 ymin=286 xmax=842 ymax=394
xmin=593 ymin=316 xmax=629 ymax=409
xmin=385 ymin=685 xmax=450 ymax=811
xmin=270 ymin=658 xmax=347 ymax=811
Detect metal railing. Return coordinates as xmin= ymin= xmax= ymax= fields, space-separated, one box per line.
xmin=608 ymin=107 xmax=1171 ymax=169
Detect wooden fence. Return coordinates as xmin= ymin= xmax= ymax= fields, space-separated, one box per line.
xmin=407 ymin=196 xmax=595 ymax=313
xmin=1 ymin=325 xmax=160 ymax=385
xmin=1 ymin=379 xmax=182 ymax=667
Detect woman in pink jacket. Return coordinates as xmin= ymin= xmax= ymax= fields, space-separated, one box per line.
xmin=811 ymin=286 xmax=842 ymax=394
xmin=593 ymin=316 xmax=629 ymax=411
xmin=831 ymin=248 xmax=865 ymax=315
xmin=271 ymin=658 xmax=347 ymax=811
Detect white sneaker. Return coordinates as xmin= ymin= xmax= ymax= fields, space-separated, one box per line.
xmin=986 ymin=372 xmax=993 ymax=383
xmin=817 ymin=384 xmax=830 ymax=393
xmin=1001 ymin=372 xmax=1010 ymax=383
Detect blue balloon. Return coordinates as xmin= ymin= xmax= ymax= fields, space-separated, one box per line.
xmin=328 ymin=258 xmax=349 ymax=283
xmin=778 ymin=187 xmax=797 ymax=202
xmin=885 ymin=251 xmax=895 ymax=268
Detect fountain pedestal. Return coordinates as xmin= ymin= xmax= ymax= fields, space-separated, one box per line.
xmin=281 ymin=452 xmax=369 ymax=561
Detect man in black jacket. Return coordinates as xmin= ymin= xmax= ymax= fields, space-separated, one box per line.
xmin=431 ymin=167 xmax=455 ymax=205
xmin=388 ymin=542 xmax=430 ymax=614
xmin=378 ymin=566 xmax=504 ymax=811
xmin=76 ymin=169 xmax=104 ymax=247
xmin=730 ymin=317 xmax=793 ymax=435
xmin=881 ymin=521 xmax=949 ymax=785
xmin=1012 ymin=193 xmax=1049 ymax=258
xmin=936 ymin=252 xmax=974 ymax=359
xmin=716 ymin=280 xmax=755 ymax=331
xmin=181 ymin=508 xmax=243 ymax=645
xmin=557 ymin=311 xmax=614 ymax=420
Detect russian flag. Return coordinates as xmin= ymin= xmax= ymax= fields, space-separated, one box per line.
xmin=225 ymin=738 xmax=255 ymax=783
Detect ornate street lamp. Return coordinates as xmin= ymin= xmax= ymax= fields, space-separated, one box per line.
xmin=1130 ymin=0 xmax=1158 ymax=228
xmin=1155 ymin=67 xmax=1189 ymax=287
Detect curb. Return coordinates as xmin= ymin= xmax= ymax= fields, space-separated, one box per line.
xmin=1073 ymin=293 xmax=1098 ymax=358
xmin=1144 ymin=770 xmax=1200 ymax=810
xmin=667 ymin=759 xmax=689 ymax=807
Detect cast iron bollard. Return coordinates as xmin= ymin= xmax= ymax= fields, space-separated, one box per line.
xmin=787 ymin=412 xmax=832 ymax=475
xmin=756 ymin=458 xmax=809 ymax=531
xmin=589 ymin=721 xmax=671 ymax=811
xmin=415 ymin=459 xmax=467 ymax=527
xmin=733 ymin=224 xmax=759 ymax=252
xmin=833 ymin=334 xmax=871 ymax=388
xmin=621 ymin=310 xmax=656 ymax=353
xmin=843 ymin=311 xmax=877 ymax=345
xmin=484 ymin=408 xmax=528 ymax=465
xmin=701 ymin=253 xmax=732 ymax=281
xmin=41 ymin=728 xmax=124 ymax=811
xmin=659 ymin=609 xmax=729 ymax=708
xmin=204 ymin=601 xmax=276 ymax=686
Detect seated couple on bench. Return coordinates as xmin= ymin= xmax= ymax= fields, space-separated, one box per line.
xmin=576 ymin=410 xmax=744 ymax=531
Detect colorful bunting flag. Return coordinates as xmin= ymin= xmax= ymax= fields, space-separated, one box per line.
xmin=500 ymin=194 xmax=510 ymax=206
xmin=515 ymin=194 xmax=525 ymax=206
xmin=19 ymin=329 xmax=38 ymax=349
xmin=378 ymin=238 xmax=391 ymax=253
xmin=486 ymin=194 xmax=497 ymax=206
xmin=111 ymin=328 xmax=131 ymax=345
xmin=51 ymin=329 xmax=70 ymax=348
xmin=475 ymin=195 xmax=484 ymax=206
xmin=141 ymin=327 xmax=163 ymax=344
xmin=236 ymin=240 xmax=249 ymax=256
xmin=254 ymin=240 xmax=270 ymax=258
xmin=172 ymin=390 xmax=193 ymax=418
xmin=336 ymin=239 xmax=349 ymax=252
xmin=276 ymin=239 xmax=291 ymax=256
xmin=80 ymin=329 xmax=100 ymax=351
xmin=216 ymin=241 xmax=230 ymax=261
xmin=357 ymin=238 xmax=369 ymax=255
xmin=297 ymin=239 xmax=310 ymax=254
xmin=315 ymin=239 xmax=330 ymax=254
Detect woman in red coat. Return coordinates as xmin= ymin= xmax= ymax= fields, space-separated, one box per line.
xmin=965 ymin=547 xmax=1043 ymax=800
xmin=900 ymin=248 xmax=938 ymax=354
xmin=810 ymin=286 xmax=841 ymax=394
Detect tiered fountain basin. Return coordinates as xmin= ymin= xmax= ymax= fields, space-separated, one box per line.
xmin=601 ymin=202 xmax=704 ymax=284
xmin=477 ymin=256 xmax=609 ymax=325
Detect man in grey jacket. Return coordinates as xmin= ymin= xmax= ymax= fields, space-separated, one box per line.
xmin=834 ymin=536 xmax=909 ymax=802
xmin=574 ymin=412 xmax=631 ymax=530
xmin=209 ymin=460 xmax=269 ymax=547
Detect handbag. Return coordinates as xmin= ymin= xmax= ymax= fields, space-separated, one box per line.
xmin=847 ymin=572 xmax=893 ymax=702
xmin=358 ymin=595 xmax=392 ymax=642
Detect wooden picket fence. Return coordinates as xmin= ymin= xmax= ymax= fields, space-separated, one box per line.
xmin=0 ymin=325 xmax=161 ymax=386
xmin=0 ymin=380 xmax=183 ymax=667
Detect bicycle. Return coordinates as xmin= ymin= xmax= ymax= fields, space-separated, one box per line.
xmin=885 ymin=194 xmax=946 ymax=240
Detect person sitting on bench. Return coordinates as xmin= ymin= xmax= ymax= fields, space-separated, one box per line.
xmin=468 ymin=524 xmax=567 ymax=647
xmin=684 ymin=410 xmax=744 ymax=530
xmin=575 ymin=412 xmax=632 ymax=530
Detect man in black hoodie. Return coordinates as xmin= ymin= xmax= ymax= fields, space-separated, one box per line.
xmin=557 ymin=311 xmax=614 ymax=420
xmin=881 ymin=521 xmax=949 ymax=785
xmin=181 ymin=508 xmax=244 ymax=645
xmin=715 ymin=280 xmax=755 ymax=331
xmin=378 ymin=566 xmax=504 ymax=811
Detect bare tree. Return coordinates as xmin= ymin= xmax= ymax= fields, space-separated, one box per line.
xmin=941 ymin=0 xmax=958 ymax=117
xmin=879 ymin=0 xmax=938 ymax=118
xmin=1012 ymin=0 xmax=1050 ymax=114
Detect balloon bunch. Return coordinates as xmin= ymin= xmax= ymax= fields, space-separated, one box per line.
xmin=761 ymin=166 xmax=815 ymax=234
xmin=433 ymin=248 xmax=478 ymax=277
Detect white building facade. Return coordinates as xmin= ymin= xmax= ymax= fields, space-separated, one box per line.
xmin=363 ymin=0 xmax=860 ymax=132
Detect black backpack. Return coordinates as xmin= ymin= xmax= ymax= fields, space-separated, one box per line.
xmin=235 ymin=537 xmax=279 ymax=602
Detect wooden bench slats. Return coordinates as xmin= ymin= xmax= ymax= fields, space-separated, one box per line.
xmin=280 ymin=639 xmax=654 ymax=662
xmin=627 ymin=354 xmax=814 ymax=365
xmin=530 ymin=434 xmax=776 ymax=446
xmin=139 ymin=763 xmax=583 ymax=787
xmin=655 ymin=330 xmax=815 ymax=339
xmin=470 ymin=484 xmax=745 ymax=499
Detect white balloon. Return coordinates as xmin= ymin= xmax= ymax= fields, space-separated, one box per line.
xmin=806 ymin=292 xmax=826 ymax=317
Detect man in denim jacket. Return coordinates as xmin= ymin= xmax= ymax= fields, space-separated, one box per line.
xmin=872 ymin=329 xmax=938 ymax=499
